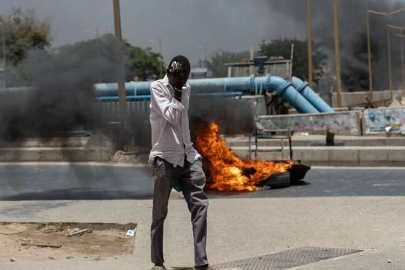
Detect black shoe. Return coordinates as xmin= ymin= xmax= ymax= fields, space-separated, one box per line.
xmin=195 ymin=264 xmax=213 ymax=270
xmin=151 ymin=265 xmax=167 ymax=270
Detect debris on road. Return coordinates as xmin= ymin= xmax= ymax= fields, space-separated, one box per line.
xmin=1 ymin=222 xmax=137 ymax=262
xmin=125 ymin=228 xmax=137 ymax=237
xmin=68 ymin=229 xmax=92 ymax=237
xmin=21 ymin=242 xmax=61 ymax=248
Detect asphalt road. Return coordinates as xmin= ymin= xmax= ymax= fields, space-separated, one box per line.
xmin=0 ymin=163 xmax=404 ymax=200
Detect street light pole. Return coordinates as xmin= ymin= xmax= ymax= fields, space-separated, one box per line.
xmin=113 ymin=0 xmax=127 ymax=118
xmin=386 ymin=16 xmax=393 ymax=98
xmin=84 ymin=28 xmax=110 ymax=57
xmin=148 ymin=38 xmax=172 ymax=78
xmin=84 ymin=28 xmax=110 ymax=83
xmin=368 ymin=7 xmax=405 ymax=98
xmin=366 ymin=0 xmax=374 ymax=103
xmin=1 ymin=23 xmax=6 ymax=89
xmin=196 ymin=44 xmax=213 ymax=67
xmin=399 ymin=33 xmax=405 ymax=96
xmin=333 ymin=0 xmax=342 ymax=108
xmin=307 ymin=0 xmax=314 ymax=89
xmin=387 ymin=24 xmax=405 ymax=97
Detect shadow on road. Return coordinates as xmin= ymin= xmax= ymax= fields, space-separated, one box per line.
xmin=0 ymin=188 xmax=153 ymax=201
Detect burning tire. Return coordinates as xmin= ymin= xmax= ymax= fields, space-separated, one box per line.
xmin=264 ymin=172 xmax=291 ymax=189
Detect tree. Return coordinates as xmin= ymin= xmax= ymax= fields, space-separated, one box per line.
xmin=125 ymin=43 xmax=165 ymax=81
xmin=0 ymin=8 xmax=51 ymax=66
xmin=259 ymin=38 xmax=327 ymax=84
xmin=207 ymin=51 xmax=250 ymax=78
xmin=59 ymin=35 xmax=164 ymax=82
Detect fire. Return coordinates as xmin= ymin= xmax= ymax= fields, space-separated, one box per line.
xmin=195 ymin=122 xmax=292 ymax=191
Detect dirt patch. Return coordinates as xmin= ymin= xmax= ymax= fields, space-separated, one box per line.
xmin=0 ymin=222 xmax=137 ymax=262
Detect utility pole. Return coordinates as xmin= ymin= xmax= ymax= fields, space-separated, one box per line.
xmin=1 ymin=23 xmax=6 ymax=89
xmin=366 ymin=0 xmax=374 ymax=103
xmin=84 ymin=28 xmax=110 ymax=82
xmin=387 ymin=24 xmax=405 ymax=96
xmin=399 ymin=34 xmax=405 ymax=96
xmin=333 ymin=0 xmax=342 ymax=108
xmin=368 ymin=7 xmax=405 ymax=99
xmin=249 ymin=46 xmax=255 ymax=75
xmin=387 ymin=16 xmax=393 ymax=98
xmin=196 ymin=44 xmax=213 ymax=67
xmin=307 ymin=0 xmax=314 ymax=89
xmin=148 ymin=38 xmax=172 ymax=78
xmin=113 ymin=0 xmax=127 ymax=118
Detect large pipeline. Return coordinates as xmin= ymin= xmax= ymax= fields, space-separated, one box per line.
xmin=2 ymin=75 xmax=329 ymax=114
xmin=95 ymin=75 xmax=321 ymax=114
xmin=291 ymin=77 xmax=335 ymax=113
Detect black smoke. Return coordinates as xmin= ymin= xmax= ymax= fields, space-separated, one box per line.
xmin=268 ymin=0 xmax=405 ymax=91
xmin=0 ymin=34 xmax=125 ymax=139
xmin=189 ymin=94 xmax=255 ymax=137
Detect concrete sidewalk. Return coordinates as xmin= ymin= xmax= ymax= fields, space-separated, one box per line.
xmin=226 ymin=135 xmax=405 ymax=166
xmin=226 ymin=135 xmax=405 ymax=147
xmin=0 ymin=195 xmax=404 ymax=269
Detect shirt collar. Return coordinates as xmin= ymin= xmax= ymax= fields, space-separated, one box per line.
xmin=163 ymin=75 xmax=171 ymax=86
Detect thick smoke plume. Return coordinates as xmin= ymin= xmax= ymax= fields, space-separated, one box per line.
xmin=268 ymin=0 xmax=405 ymax=91
xmin=190 ymin=95 xmax=255 ymax=137
xmin=0 ymin=35 xmax=125 ymax=139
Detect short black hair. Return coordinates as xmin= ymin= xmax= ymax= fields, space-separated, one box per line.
xmin=167 ymin=55 xmax=190 ymax=73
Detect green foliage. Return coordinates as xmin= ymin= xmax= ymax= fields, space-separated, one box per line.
xmin=207 ymin=51 xmax=250 ymax=78
xmin=5 ymin=62 xmax=34 ymax=87
xmin=125 ymin=43 xmax=165 ymax=81
xmin=259 ymin=38 xmax=327 ymax=84
xmin=59 ymin=35 xmax=164 ymax=82
xmin=0 ymin=8 xmax=52 ymax=65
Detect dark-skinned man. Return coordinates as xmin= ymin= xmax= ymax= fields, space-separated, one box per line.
xmin=149 ymin=55 xmax=212 ymax=270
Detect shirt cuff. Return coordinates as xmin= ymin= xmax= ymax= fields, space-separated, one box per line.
xmin=170 ymin=98 xmax=185 ymax=111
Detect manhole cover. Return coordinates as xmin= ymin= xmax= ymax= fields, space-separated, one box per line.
xmin=213 ymin=246 xmax=362 ymax=270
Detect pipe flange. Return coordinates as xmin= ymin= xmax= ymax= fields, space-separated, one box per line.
xmin=296 ymin=81 xmax=309 ymax=93
xmin=272 ymin=78 xmax=293 ymax=95
xmin=279 ymin=82 xmax=293 ymax=95
xmin=249 ymin=75 xmax=256 ymax=93
xmin=265 ymin=74 xmax=272 ymax=91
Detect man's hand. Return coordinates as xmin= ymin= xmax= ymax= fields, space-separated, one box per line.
xmin=174 ymin=88 xmax=182 ymax=102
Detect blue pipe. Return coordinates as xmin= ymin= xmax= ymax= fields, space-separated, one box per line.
xmin=94 ymin=77 xmax=255 ymax=97
xmin=291 ymin=77 xmax=335 ymax=113
xmin=268 ymin=76 xmax=319 ymax=114
xmin=95 ymin=92 xmax=243 ymax=101
xmin=94 ymin=75 xmax=320 ymax=114
xmin=95 ymin=81 xmax=152 ymax=97
xmin=96 ymin=95 xmax=151 ymax=101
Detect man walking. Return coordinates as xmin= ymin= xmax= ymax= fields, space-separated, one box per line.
xmin=149 ymin=55 xmax=212 ymax=270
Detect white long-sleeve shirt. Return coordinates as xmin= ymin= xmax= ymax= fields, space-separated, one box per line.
xmin=149 ymin=75 xmax=201 ymax=167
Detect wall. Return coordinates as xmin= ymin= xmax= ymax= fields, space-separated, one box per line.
xmin=331 ymin=90 xmax=403 ymax=108
xmin=259 ymin=111 xmax=362 ymax=136
xmin=260 ymin=107 xmax=405 ymax=136
xmin=363 ymin=107 xmax=405 ymax=135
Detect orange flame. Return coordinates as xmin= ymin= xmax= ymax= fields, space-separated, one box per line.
xmin=195 ymin=122 xmax=292 ymax=191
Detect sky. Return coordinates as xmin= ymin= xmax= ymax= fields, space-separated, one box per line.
xmin=2 ymin=0 xmax=405 ymax=70
xmin=0 ymin=0 xmax=306 ymax=66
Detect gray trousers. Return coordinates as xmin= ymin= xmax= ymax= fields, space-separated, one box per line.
xmin=151 ymin=157 xmax=209 ymax=266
